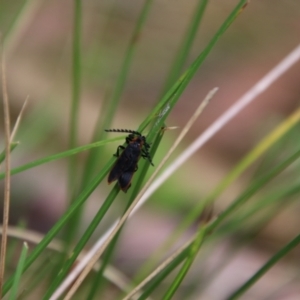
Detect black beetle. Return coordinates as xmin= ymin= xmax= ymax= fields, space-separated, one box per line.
xmin=105 ymin=129 xmax=154 ymax=192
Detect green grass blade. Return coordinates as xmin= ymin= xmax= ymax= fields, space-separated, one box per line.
xmin=174 ymin=107 xmax=300 ymax=241
xmin=129 ymin=0 xmax=249 ymax=283
xmin=83 ymin=0 xmax=154 ymax=184
xmin=0 ymin=142 xmax=18 ymax=164
xmin=0 ymin=137 xmax=122 ymax=180
xmin=3 ymin=0 xmax=42 ymax=53
xmin=226 ymin=233 xmax=300 ymax=300
xmin=137 ymin=247 xmax=190 ymax=300
xmin=162 ymin=227 xmax=206 ymax=300
xmin=198 ymin=188 xmax=300 ymax=290
xmin=8 ymin=242 xmax=28 ymax=300
xmin=139 ymin=0 xmax=248 ymax=135
xmin=68 ymin=0 xmax=82 ymax=198
xmin=137 ymin=145 xmax=300 ymax=299
xmin=66 ymin=0 xmax=82 ymax=246
xmin=5 ymin=222 xmax=27 ymax=269
xmin=86 ymin=130 xmax=164 ymax=298
xmin=2 ymin=158 xmax=113 ymax=296
xmin=87 ymin=230 xmax=121 ymax=299
xmin=18 ymin=254 xmax=58 ymax=299
xmin=207 ymin=148 xmax=300 ymax=233
xmin=161 ymin=0 xmax=208 ymax=94
xmin=43 ymin=186 xmax=119 ymax=299
xmin=135 ymin=112 xmax=300 ymax=292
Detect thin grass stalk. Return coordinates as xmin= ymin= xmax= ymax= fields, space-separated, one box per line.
xmin=2 ymin=158 xmax=113 ymax=296
xmin=8 ymin=242 xmax=28 ymax=300
xmin=162 ymin=227 xmax=206 ymax=300
xmin=137 ymin=148 xmax=300 ymax=299
xmin=50 ymin=128 xmax=163 ymax=300
xmin=198 ymin=193 xmax=299 ymax=293
xmin=131 ymin=40 xmax=300 ymax=282
xmin=44 ymin=186 xmax=119 ymax=299
xmin=87 ymin=230 xmax=121 ymax=300
xmin=19 ymin=255 xmax=57 ymax=299
xmin=139 ymin=0 xmax=248 ymax=136
xmin=87 ymin=127 xmax=165 ymax=298
xmin=3 ymin=0 xmax=42 ymax=57
xmin=5 ymin=222 xmax=26 ymax=271
xmin=0 ymin=97 xmax=26 ymax=166
xmin=161 ymin=0 xmax=208 ymax=94
xmin=156 ymin=106 xmax=300 ymax=264
xmin=64 ymin=0 xmax=83 ymax=269
xmin=2 ymin=100 xmax=160 ymax=297
xmin=66 ymin=0 xmax=82 ymax=250
xmin=137 ymin=40 xmax=300 ymax=238
xmin=86 ymin=137 xmax=161 ymax=299
xmin=68 ymin=0 xmax=82 ymax=196
xmin=10 ymin=97 xmax=28 ymax=143
xmin=206 ymin=130 xmax=300 ymax=234
xmin=122 ymin=235 xmax=197 ymax=300
xmin=0 ymin=48 xmax=11 ymax=296
xmin=136 ymin=246 xmax=191 ymax=300
xmin=0 ymin=143 xmax=18 ymax=165
xmin=0 ymin=137 xmax=122 ymax=180
xmin=85 ymin=128 xmax=164 ymax=299
xmin=55 ymin=90 xmax=213 ymax=299
xmin=82 ymin=0 xmax=154 ymax=186
xmin=226 ymin=233 xmax=300 ymax=300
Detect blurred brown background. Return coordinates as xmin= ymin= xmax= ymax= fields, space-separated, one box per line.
xmin=1 ymin=0 xmax=300 ymax=299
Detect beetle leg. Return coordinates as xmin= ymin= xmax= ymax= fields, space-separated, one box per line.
xmin=141 ymin=151 xmax=154 ymax=166
xmin=114 ymin=145 xmax=125 ymax=157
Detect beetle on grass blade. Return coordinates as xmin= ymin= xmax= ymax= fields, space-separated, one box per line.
xmin=105 ymin=129 xmax=154 ymax=192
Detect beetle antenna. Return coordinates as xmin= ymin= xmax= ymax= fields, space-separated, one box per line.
xmin=105 ymin=129 xmax=142 ymax=136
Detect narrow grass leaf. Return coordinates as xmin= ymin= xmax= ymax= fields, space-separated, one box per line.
xmin=68 ymin=0 xmax=82 ymax=168
xmin=2 ymin=157 xmax=113 ymax=296
xmin=208 ymin=147 xmax=300 ymax=233
xmin=87 ymin=230 xmax=121 ymax=300
xmin=137 ymin=144 xmax=300 ymax=299
xmin=162 ymin=227 xmax=206 ymax=300
xmin=226 ymin=233 xmax=300 ymax=300
xmin=176 ymin=107 xmax=300 ymax=242
xmin=0 ymin=137 xmax=122 ymax=180
xmin=140 ymin=0 xmax=248 ymax=134
xmin=0 ymin=143 xmax=18 ymax=165
xmin=44 ymin=186 xmax=119 ymax=299
xmin=9 ymin=242 xmax=28 ymax=300
xmin=136 ymin=247 xmax=190 ymax=300
xmin=83 ymin=0 xmax=154 ymax=184
xmin=162 ymin=0 xmax=208 ymax=94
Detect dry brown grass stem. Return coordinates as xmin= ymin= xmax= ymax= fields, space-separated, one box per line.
xmin=61 ymin=88 xmax=215 ymax=300
xmin=0 ymin=47 xmax=11 ymax=298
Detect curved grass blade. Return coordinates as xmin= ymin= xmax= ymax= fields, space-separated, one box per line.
xmin=0 ymin=142 xmax=18 ymax=165
xmin=9 ymin=242 xmax=28 ymax=300
xmin=137 ymin=146 xmax=300 ymax=299
xmin=68 ymin=0 xmax=82 ymax=189
xmin=173 ymin=106 xmax=300 ymax=245
xmin=161 ymin=0 xmax=208 ymax=94
xmin=139 ymin=0 xmax=248 ymax=135
xmin=207 ymin=147 xmax=300 ymax=233
xmin=43 ymin=186 xmax=119 ymax=299
xmin=2 ymin=156 xmax=114 ymax=296
xmin=83 ymin=0 xmax=154 ymax=185
xmin=52 ymin=129 xmax=164 ymax=299
xmin=162 ymin=227 xmax=206 ymax=300
xmin=226 ymin=233 xmax=300 ymax=300
xmin=0 ymin=137 xmax=122 ymax=180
